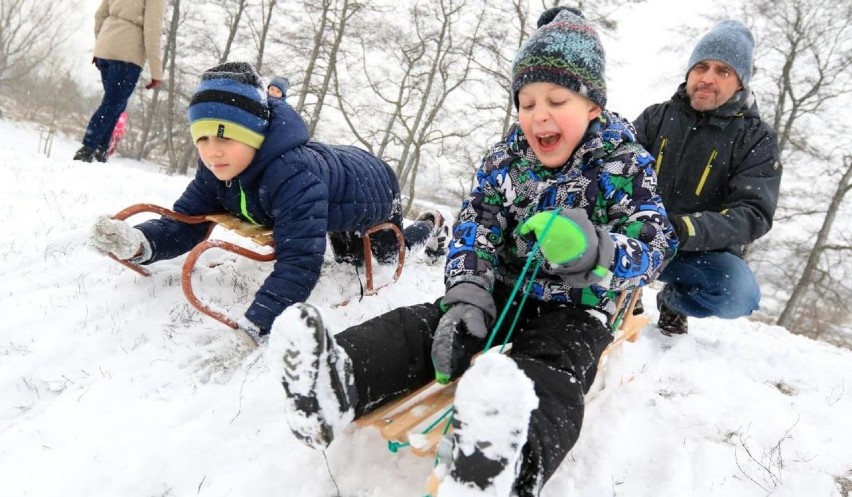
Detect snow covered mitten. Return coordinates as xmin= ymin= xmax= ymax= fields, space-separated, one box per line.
xmin=87 ymin=215 xmax=148 ymax=260
xmin=267 ymin=303 xmax=357 ymax=449
xmin=436 ymin=353 xmax=538 ymax=497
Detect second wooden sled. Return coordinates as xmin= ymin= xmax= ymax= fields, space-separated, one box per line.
xmin=355 ymin=289 xmax=649 ymax=458
xmin=107 ymin=203 xmax=405 ymax=329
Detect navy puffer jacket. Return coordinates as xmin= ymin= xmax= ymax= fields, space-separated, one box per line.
xmin=136 ymin=98 xmax=400 ymax=330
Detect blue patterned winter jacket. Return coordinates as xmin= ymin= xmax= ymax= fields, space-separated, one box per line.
xmin=446 ymin=111 xmax=678 ymax=318
xmin=135 ymin=99 xmax=400 ymax=331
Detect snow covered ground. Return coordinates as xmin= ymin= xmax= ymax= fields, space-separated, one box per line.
xmin=1 ymin=119 xmax=851 ymax=497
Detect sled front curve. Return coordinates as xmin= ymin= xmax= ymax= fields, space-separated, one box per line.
xmin=108 ymin=203 xmax=405 ymax=329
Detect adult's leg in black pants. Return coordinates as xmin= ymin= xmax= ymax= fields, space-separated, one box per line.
xmin=83 ymin=59 xmax=142 ymax=152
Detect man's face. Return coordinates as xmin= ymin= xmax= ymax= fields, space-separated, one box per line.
xmin=686 ymin=60 xmax=743 ymax=112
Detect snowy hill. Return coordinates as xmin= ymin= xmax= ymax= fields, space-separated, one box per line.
xmin=1 ymin=119 xmax=851 ymax=497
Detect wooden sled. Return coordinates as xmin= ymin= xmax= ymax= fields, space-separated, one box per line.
xmin=107 ymin=203 xmax=405 ymax=329
xmin=355 ymin=289 xmax=648 ymax=460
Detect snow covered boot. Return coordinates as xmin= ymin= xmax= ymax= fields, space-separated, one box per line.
xmin=416 ymin=210 xmax=448 ymax=263
xmin=431 ymin=353 xmax=538 ymax=497
xmin=657 ymin=292 xmax=688 ymax=335
xmin=267 ymin=303 xmax=357 ymax=449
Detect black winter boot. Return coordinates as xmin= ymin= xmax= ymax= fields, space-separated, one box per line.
xmin=93 ymin=147 xmax=109 ymax=163
xmin=73 ymin=146 xmax=96 ymax=162
xmin=657 ymin=292 xmax=688 ymax=335
xmin=416 ymin=210 xmax=448 ymax=263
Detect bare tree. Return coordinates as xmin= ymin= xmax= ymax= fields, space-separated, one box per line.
xmin=133 ymin=0 xmax=178 ymax=161
xmin=306 ymin=0 xmax=358 ymax=135
xmin=749 ymin=0 xmax=852 ymax=156
xmin=220 ymin=0 xmax=249 ymax=63
xmin=252 ymin=0 xmax=279 ymax=72
xmin=777 ymin=155 xmax=852 ymax=330
xmin=295 ymin=0 xmax=333 ymax=113
xmin=737 ymin=0 xmax=852 ymax=334
xmin=0 ymin=0 xmax=73 ymax=87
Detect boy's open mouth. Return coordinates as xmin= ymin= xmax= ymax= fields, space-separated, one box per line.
xmin=537 ymin=133 xmax=560 ymax=150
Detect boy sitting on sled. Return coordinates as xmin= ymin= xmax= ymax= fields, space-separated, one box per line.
xmin=268 ymin=8 xmax=677 ymax=497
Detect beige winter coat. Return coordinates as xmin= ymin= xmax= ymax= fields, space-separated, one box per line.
xmin=93 ymin=0 xmax=166 ymax=80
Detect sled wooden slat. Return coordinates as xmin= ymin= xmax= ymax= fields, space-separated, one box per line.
xmin=356 ymin=289 xmax=648 ymax=459
xmin=204 ymin=213 xmax=275 ymax=246
xmin=108 ymin=203 xmax=405 ymax=329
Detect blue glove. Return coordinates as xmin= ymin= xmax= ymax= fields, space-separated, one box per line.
xmin=431 ymin=283 xmax=496 ymax=384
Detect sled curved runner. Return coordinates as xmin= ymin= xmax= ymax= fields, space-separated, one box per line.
xmin=107 ymin=203 xmax=405 ymax=329
xmin=355 ymin=289 xmax=648 ymax=458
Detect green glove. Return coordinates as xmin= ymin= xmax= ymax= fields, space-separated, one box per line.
xmin=518 ymin=209 xmax=590 ymax=264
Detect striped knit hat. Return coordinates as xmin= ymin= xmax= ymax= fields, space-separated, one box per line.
xmin=188 ymin=62 xmax=270 ymax=149
xmin=512 ymin=7 xmax=607 ymax=109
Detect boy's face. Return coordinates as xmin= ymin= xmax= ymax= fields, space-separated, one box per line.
xmin=267 ymin=85 xmax=283 ymax=98
xmin=196 ymin=136 xmax=257 ymax=181
xmin=517 ymin=82 xmax=602 ymax=168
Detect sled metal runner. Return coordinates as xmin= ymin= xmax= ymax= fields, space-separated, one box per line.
xmin=355 ymin=289 xmax=648 ymax=458
xmin=107 ymin=203 xmax=405 ymax=329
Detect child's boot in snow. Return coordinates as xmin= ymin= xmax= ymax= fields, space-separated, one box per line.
xmin=431 ymin=353 xmax=538 ymax=497
xmin=268 ymin=303 xmax=357 ymax=449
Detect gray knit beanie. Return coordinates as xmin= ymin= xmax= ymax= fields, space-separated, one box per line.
xmin=512 ymin=7 xmax=607 ymax=109
xmin=687 ymin=20 xmax=755 ymax=87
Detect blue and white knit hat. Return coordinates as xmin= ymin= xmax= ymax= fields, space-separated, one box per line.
xmin=687 ymin=20 xmax=755 ymax=88
xmin=511 ymin=7 xmax=607 ymax=109
xmin=188 ymin=62 xmax=270 ymax=149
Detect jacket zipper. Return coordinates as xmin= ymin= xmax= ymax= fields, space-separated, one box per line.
xmin=695 ymin=149 xmax=718 ymax=196
xmin=238 ymin=180 xmax=260 ymax=225
xmin=655 ymin=137 xmax=668 ymax=175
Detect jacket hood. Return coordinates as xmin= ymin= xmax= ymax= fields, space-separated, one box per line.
xmin=236 ymin=98 xmax=310 ymax=185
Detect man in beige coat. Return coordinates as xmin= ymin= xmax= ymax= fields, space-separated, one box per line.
xmin=74 ymin=0 xmax=166 ymax=163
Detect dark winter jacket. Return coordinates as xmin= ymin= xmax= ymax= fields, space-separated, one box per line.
xmin=633 ymin=83 xmax=781 ymax=257
xmin=446 ymin=111 xmax=678 ymax=318
xmin=135 ymin=99 xmax=401 ymax=331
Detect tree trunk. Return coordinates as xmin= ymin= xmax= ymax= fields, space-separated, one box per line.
xmin=296 ymin=0 xmax=332 ymax=114
xmin=134 ymin=0 xmax=178 ymax=160
xmin=220 ymin=0 xmax=248 ymax=63
xmin=254 ymin=0 xmax=279 ymax=72
xmin=308 ymin=0 xmax=354 ymax=136
xmin=165 ymin=0 xmax=181 ymax=172
xmin=777 ymin=157 xmax=852 ymax=328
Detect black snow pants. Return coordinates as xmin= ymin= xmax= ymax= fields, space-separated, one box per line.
xmin=333 ymin=283 xmax=613 ymax=496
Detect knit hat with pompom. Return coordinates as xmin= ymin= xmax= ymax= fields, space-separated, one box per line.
xmin=511 ymin=6 xmax=607 ymax=109
xmin=188 ymin=61 xmax=270 ymax=149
